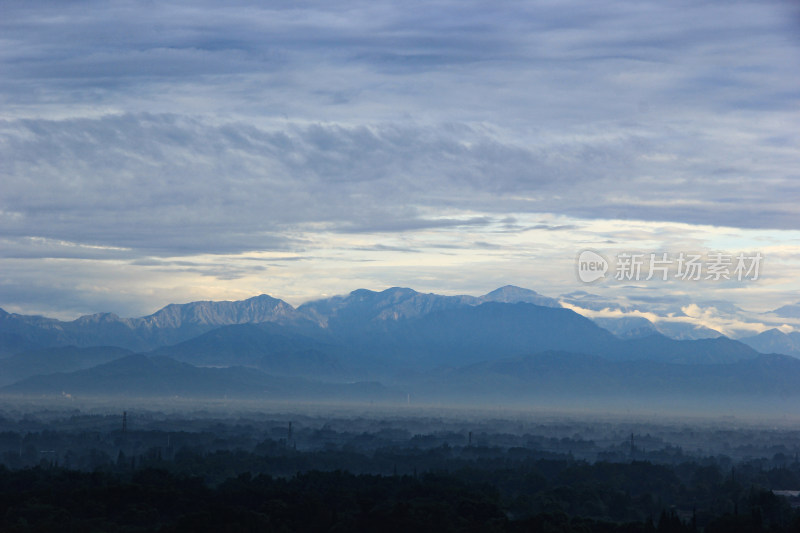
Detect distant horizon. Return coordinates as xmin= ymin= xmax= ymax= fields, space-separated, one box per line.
xmin=3 ymin=283 xmax=798 ymax=340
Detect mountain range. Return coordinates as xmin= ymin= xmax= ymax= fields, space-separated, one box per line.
xmin=0 ymin=294 xmax=302 ymax=354
xmin=1 ymin=286 xmax=798 ymax=408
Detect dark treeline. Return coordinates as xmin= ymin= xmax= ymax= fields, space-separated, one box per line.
xmin=3 ymin=406 xmax=800 ymax=531
xmin=2 ymin=436 xmax=800 ymax=531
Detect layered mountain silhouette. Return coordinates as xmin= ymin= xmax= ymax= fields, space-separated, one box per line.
xmin=147 ymin=322 xmax=343 ymax=378
xmin=3 ymin=354 xmax=389 ymax=401
xmin=0 ymin=287 xmax=797 ymax=406
xmin=740 ymin=328 xmax=800 ymax=358
xmin=0 ymin=345 xmax=133 ymax=386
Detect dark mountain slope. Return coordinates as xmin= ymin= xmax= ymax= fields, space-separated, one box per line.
xmin=0 ymin=345 xmax=132 ymax=386
xmin=2 ymin=355 xmax=391 ymax=401
xmin=148 ymin=322 xmax=342 ymax=377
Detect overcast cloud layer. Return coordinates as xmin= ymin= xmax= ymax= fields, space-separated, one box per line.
xmin=1 ymin=0 xmax=799 ymax=322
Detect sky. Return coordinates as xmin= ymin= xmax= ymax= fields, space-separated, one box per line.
xmin=1 ymin=0 xmax=799 ymax=335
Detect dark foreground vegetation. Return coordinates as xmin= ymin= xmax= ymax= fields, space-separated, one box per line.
xmin=2 ymin=406 xmax=800 ymax=532
xmin=3 ymin=455 xmax=800 ymax=532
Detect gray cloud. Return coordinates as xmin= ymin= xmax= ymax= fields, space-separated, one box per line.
xmin=352 ymin=244 xmax=422 ymax=253
xmin=2 ymin=1 xmax=796 ymax=124
xmin=0 ymin=0 xmax=798 ymax=316
xmin=2 ymin=114 xmax=797 ymax=263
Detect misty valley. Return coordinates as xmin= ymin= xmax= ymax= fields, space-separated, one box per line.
xmin=2 ymin=288 xmax=800 ymax=531
xmin=2 ymin=402 xmax=800 ymax=532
